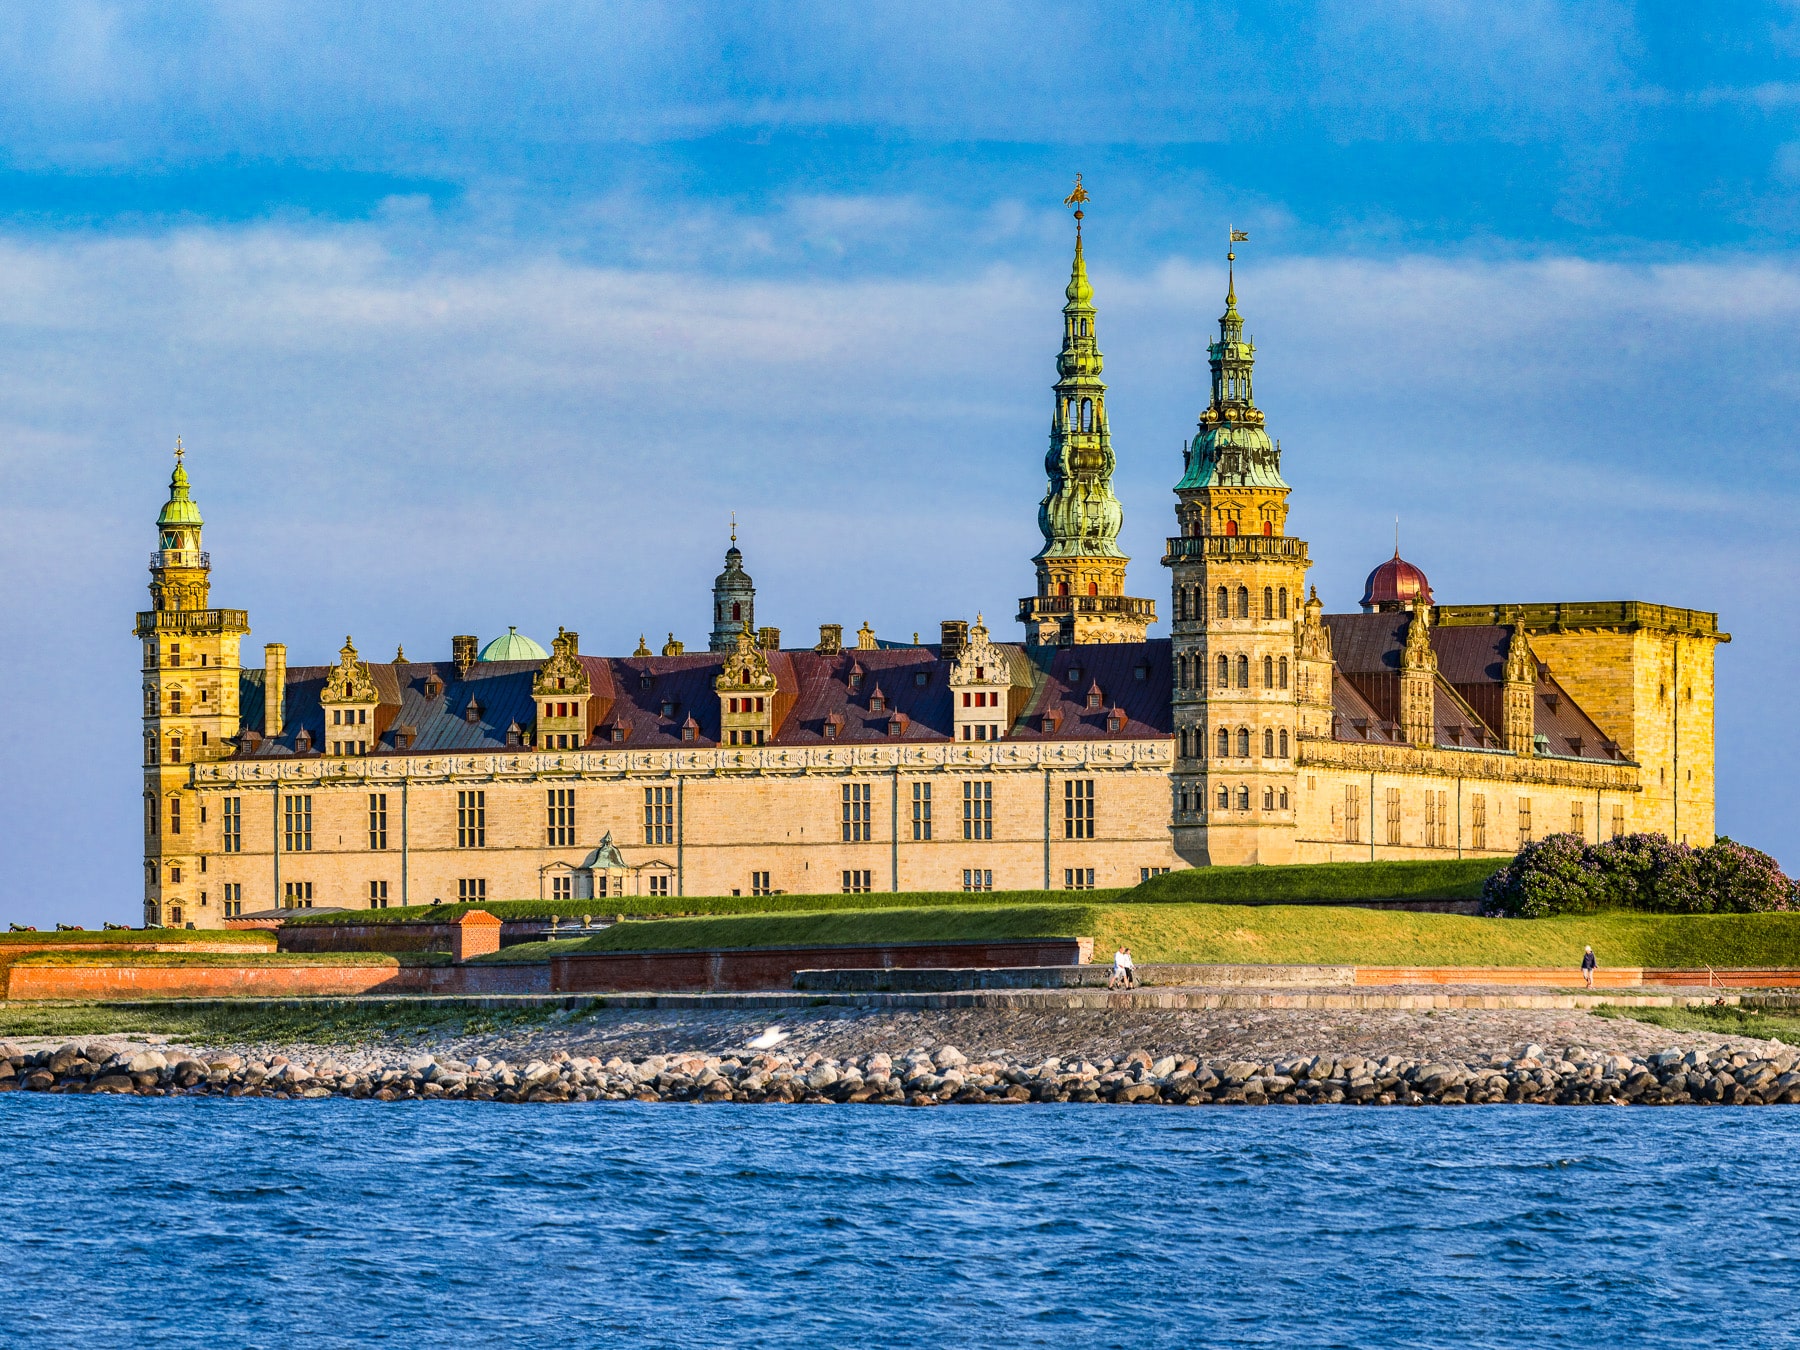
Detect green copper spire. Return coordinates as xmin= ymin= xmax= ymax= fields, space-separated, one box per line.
xmin=157 ymin=437 xmax=204 ymax=530
xmin=1177 ymin=234 xmax=1288 ymax=492
xmin=1035 ymin=186 xmax=1125 ymax=563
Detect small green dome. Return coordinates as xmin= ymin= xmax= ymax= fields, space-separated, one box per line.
xmin=157 ymin=460 xmax=204 ymax=528
xmin=478 ymin=626 xmax=550 ymax=662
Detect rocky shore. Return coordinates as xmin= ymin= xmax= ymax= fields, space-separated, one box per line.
xmin=6 ymin=1038 xmax=1800 ymax=1106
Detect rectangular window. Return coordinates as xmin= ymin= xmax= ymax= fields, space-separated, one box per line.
xmin=962 ymin=781 xmax=993 ymax=841
xmin=1424 ymin=791 xmax=1437 ymax=848
xmin=1570 ymin=800 xmax=1585 ymax=842
xmin=1140 ymin=867 xmax=1171 ymax=882
xmin=649 ymin=874 xmax=671 ymax=898
xmin=1064 ymin=779 xmax=1094 ymax=840
xmin=457 ymin=791 xmax=486 ymax=848
xmin=1471 ymin=793 xmax=1488 ymax=851
xmin=842 ymin=782 xmax=872 ymax=843
xmin=551 ymin=875 xmax=573 ymax=901
xmin=169 ymin=796 xmax=182 ymax=835
xmin=841 ymin=869 xmax=872 ymax=894
xmin=283 ymin=880 xmax=313 ymax=908
xmin=457 ymin=878 xmax=487 ymax=903
xmin=1385 ymin=788 xmax=1402 ymax=846
xmin=223 ymin=882 xmax=242 ymax=918
xmin=963 ymin=869 xmax=993 ymax=892
xmin=644 ymin=786 xmax=675 ymax=845
xmin=546 ymin=788 xmax=576 ymax=847
xmin=750 ymin=871 xmax=772 ymax=897
xmin=222 ymin=796 xmax=242 ymax=853
xmin=1518 ymin=796 xmax=1533 ymax=844
xmin=911 ymin=782 xmax=932 ymax=841
xmin=1343 ymin=785 xmax=1361 ymax=844
xmin=1063 ymin=867 xmax=1095 ymax=891
xmin=283 ymin=794 xmax=313 ymax=852
xmin=368 ymin=793 xmax=388 ymax=851
xmin=368 ymin=880 xmax=388 ymax=909
xmin=1611 ymin=804 xmax=1625 ymax=840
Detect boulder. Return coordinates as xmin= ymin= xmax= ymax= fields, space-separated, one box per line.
xmin=127 ymin=1050 xmax=168 ymax=1074
xmin=932 ymin=1046 xmax=967 ymax=1069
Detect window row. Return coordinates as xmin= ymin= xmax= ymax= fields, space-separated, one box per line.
xmin=1173 ymin=585 xmax=1290 ymax=622
xmin=1177 ymin=726 xmax=1291 ymax=759
xmin=1179 ymin=784 xmax=1292 ymax=813
xmin=1176 ymin=652 xmax=1288 ymax=692
xmin=1328 ymin=789 xmax=1628 ymax=848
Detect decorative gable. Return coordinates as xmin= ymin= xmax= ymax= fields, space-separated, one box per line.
xmin=949 ymin=614 xmax=1012 ymax=742
xmin=715 ymin=627 xmax=777 ymax=747
xmin=533 ymin=627 xmax=592 ymax=749
xmin=320 ymin=636 xmax=379 ymax=756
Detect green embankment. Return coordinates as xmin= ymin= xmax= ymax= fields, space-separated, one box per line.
xmin=0 ymin=1000 xmax=557 ymax=1042
xmin=481 ymin=904 xmax=1098 ymax=961
xmin=484 ymin=903 xmax=1800 ymax=970
xmin=1595 ymin=1003 xmax=1800 ymax=1043
xmin=1129 ymin=857 xmax=1503 ymax=904
xmin=279 ymin=889 xmax=1130 ymax=927
xmin=0 ymin=929 xmax=277 ymax=947
xmin=7 ymin=950 xmax=448 ymax=968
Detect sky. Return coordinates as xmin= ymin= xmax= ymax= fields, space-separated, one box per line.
xmin=1 ymin=1 xmax=1796 ymax=926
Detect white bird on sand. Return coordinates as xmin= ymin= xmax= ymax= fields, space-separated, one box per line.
xmin=745 ymin=1026 xmax=789 ymax=1051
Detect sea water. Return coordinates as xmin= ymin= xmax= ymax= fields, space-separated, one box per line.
xmin=1 ymin=1097 xmax=1795 ymax=1348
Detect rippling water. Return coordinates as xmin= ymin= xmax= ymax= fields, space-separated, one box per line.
xmin=2 ymin=1098 xmax=1796 ymax=1348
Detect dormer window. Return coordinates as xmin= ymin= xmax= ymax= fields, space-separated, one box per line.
xmin=506 ymin=722 xmax=525 ymax=747
xmin=1534 ymin=732 xmax=1551 ymax=755
xmin=640 ymin=672 xmax=653 ymax=692
xmin=423 ymin=673 xmax=443 ymax=700
xmin=393 ymin=725 xmax=415 ymax=750
xmin=609 ymin=725 xmax=628 ymax=743
xmin=681 ymin=716 xmax=699 ymax=742
xmin=661 ymin=700 xmax=678 ymax=720
xmin=464 ymin=700 xmax=483 ymax=725
xmin=1106 ymin=709 xmax=1126 ymax=733
xmin=914 ymin=671 xmax=928 ymax=687
xmin=1067 ymin=665 xmax=1082 ymax=684
xmin=294 ymin=729 xmax=313 ymax=753
xmin=1086 ymin=682 xmax=1104 ymax=710
xmin=1134 ymin=662 xmax=1149 ymax=682
xmin=887 ymin=713 xmax=909 ymax=736
xmin=1042 ymin=710 xmax=1062 ymax=733
xmin=869 ymin=686 xmax=887 ymax=714
xmin=848 ymin=663 xmax=864 ymax=690
xmin=823 ymin=722 xmax=838 ymax=740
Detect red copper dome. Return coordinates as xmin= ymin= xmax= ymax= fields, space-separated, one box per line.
xmin=1360 ymin=552 xmax=1433 ymax=613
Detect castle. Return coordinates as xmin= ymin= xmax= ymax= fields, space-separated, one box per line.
xmin=136 ymin=208 xmax=1726 ymax=925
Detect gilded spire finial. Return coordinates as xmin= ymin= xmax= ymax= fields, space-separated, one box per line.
xmin=730 ymin=511 xmax=737 ymax=546
xmin=174 ymin=435 xmax=184 ymax=465
xmin=1063 ymin=174 xmax=1089 ymax=239
xmin=1226 ymin=226 xmax=1248 ymax=306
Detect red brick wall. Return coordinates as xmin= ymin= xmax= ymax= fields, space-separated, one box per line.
xmin=550 ymin=938 xmax=1090 ymax=994
xmin=3 ymin=961 xmax=552 ymax=1000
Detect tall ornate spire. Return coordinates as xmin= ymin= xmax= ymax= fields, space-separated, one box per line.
xmin=150 ymin=438 xmax=211 ymax=612
xmin=1177 ymin=231 xmax=1285 ymax=494
xmin=1019 ymin=179 xmax=1154 ymax=645
xmin=709 ymin=522 xmax=756 ymax=652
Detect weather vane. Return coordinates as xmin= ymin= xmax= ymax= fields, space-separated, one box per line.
xmin=1228 ymin=225 xmax=1249 ymax=260
xmin=174 ymin=434 xmax=184 ymax=464
xmin=730 ymin=510 xmax=737 ymax=545
xmin=1064 ymin=175 xmax=1089 ymax=234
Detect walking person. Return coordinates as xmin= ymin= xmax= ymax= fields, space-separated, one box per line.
xmin=1581 ymin=945 xmax=1597 ymax=989
xmin=1113 ymin=946 xmax=1137 ymax=990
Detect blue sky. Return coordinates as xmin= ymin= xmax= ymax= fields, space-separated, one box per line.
xmin=2 ymin=2 xmax=1797 ymax=925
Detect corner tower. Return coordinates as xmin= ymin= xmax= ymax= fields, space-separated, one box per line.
xmin=1018 ymin=180 xmax=1155 ymax=645
xmin=135 ymin=441 xmax=250 ymax=927
xmin=1163 ymin=241 xmax=1310 ymax=865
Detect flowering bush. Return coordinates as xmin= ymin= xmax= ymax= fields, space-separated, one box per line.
xmin=1484 ymin=833 xmax=1793 ymax=918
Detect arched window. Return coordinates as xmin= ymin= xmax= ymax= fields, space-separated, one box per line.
xmin=1088 ymin=581 xmax=1098 ymax=597
xmin=1236 ymin=785 xmax=1251 ymax=810
xmin=1279 ymin=787 xmax=1290 ymax=809
xmin=730 ymin=601 xmax=741 ymax=622
xmin=1278 ymin=656 xmax=1289 ymax=689
xmin=1263 ymin=655 xmax=1274 ymax=688
xmin=1175 ymin=589 xmax=1186 ymax=621
xmin=1059 ymin=581 xmax=1070 ymax=597
xmin=1177 ymin=655 xmax=1188 ymax=689
xmin=1236 ymin=586 xmax=1250 ymax=619
xmin=717 ymin=602 xmax=724 ymax=620
xmin=1279 ymin=588 xmax=1288 ymax=619
xmin=1236 ymin=727 xmax=1250 ymax=757
xmin=1262 ymin=786 xmax=1274 ymax=810
xmin=1262 ymin=521 xmax=1272 ymax=536
xmin=1217 ymin=786 xmax=1230 ymax=810
xmin=1216 ymin=587 xmax=1229 ymax=618
xmin=1216 ymin=655 xmax=1229 ymax=688
xmin=1235 ymin=655 xmax=1249 ymax=688
xmin=1263 ymin=587 xmax=1274 ymax=619
xmin=1279 ymin=728 xmax=1289 ymax=757
xmin=1217 ymin=727 xmax=1230 ymax=758
xmin=1081 ymin=398 xmax=1093 ymax=431
xmin=1263 ymin=728 xmax=1275 ymax=757
xmin=1225 ymin=519 xmax=1238 ymax=537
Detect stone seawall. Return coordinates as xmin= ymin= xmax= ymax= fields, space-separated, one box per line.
xmin=7 ymin=1039 xmax=1798 ymax=1107
xmin=549 ymin=939 xmax=1090 ymax=994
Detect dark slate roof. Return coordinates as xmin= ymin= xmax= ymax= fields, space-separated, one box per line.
xmin=230 ymin=641 xmax=1175 ymax=756
xmin=1322 ymin=613 xmax=1623 ymax=762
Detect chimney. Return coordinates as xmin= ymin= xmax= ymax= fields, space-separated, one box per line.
xmin=940 ymin=620 xmax=969 ymax=664
xmin=562 ymin=630 xmax=579 ymax=654
xmin=815 ymin=623 xmax=842 ymax=655
xmin=452 ymin=635 xmax=478 ymax=674
xmin=758 ymin=626 xmax=780 ymax=651
xmin=263 ymin=643 xmax=286 ymax=737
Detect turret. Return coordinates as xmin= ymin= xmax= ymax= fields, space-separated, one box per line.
xmin=135 ymin=441 xmax=249 ymax=927
xmin=709 ymin=520 xmax=756 ymax=652
xmin=1503 ymin=618 xmax=1537 ymax=756
xmin=1018 ymin=179 xmax=1155 ymax=645
xmin=1400 ymin=596 xmax=1438 ymax=748
xmin=1162 ymin=238 xmax=1308 ymax=866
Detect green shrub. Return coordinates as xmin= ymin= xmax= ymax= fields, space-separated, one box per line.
xmin=1484 ymin=833 xmax=1793 ymax=918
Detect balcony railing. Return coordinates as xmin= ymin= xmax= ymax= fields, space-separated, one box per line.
xmin=134 ymin=608 xmax=250 ymax=637
xmin=1163 ymin=535 xmax=1310 ymax=563
xmin=1018 ymin=595 xmax=1158 ymax=619
xmin=151 ymin=550 xmax=210 ymax=570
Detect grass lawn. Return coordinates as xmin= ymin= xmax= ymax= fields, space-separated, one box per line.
xmin=6 ymin=950 xmax=449 ymax=968
xmin=482 ymin=904 xmax=1098 ymax=961
xmin=0 ymin=929 xmax=276 ymax=947
xmin=0 ymin=999 xmax=568 ymax=1044
xmin=1593 ymin=1002 xmax=1800 ymax=1044
xmin=1130 ymin=857 xmax=1504 ymax=904
xmin=280 ymin=889 xmax=1130 ymax=927
xmin=480 ymin=903 xmax=1800 ymax=970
